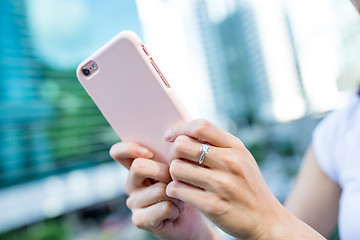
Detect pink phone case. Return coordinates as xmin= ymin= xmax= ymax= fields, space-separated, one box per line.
xmin=76 ymin=31 xmax=191 ymax=164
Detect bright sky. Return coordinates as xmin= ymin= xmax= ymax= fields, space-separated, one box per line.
xmin=26 ymin=0 xmax=142 ymax=69
xmin=135 ymin=0 xmax=351 ymax=123
xmin=24 ymin=0 xmax=356 ymax=121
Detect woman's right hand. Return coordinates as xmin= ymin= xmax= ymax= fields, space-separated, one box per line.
xmin=110 ymin=142 xmax=223 ymax=240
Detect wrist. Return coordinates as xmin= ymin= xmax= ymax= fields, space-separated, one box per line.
xmin=263 ymin=206 xmax=326 ymax=240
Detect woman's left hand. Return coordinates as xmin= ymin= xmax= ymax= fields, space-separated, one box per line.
xmin=164 ymin=119 xmax=318 ymax=240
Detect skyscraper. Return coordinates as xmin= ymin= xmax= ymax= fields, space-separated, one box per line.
xmin=135 ymin=0 xmax=218 ymax=122
xmin=135 ymin=0 xmax=306 ymax=125
xmin=197 ymin=0 xmax=270 ymax=124
xmin=0 ymin=0 xmax=53 ymax=185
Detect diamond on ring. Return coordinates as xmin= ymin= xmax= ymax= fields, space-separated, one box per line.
xmin=199 ymin=144 xmax=210 ymax=164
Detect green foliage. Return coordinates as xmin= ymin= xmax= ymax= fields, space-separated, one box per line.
xmin=0 ymin=219 xmax=69 ymax=240
xmin=273 ymin=139 xmax=295 ymax=157
xmin=247 ymin=142 xmax=268 ymax=164
xmin=41 ymin=67 xmax=116 ymax=162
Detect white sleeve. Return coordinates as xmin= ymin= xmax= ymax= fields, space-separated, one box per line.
xmin=312 ymin=111 xmax=341 ymax=183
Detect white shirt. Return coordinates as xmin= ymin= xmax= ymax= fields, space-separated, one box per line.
xmin=313 ymin=91 xmax=360 ymax=240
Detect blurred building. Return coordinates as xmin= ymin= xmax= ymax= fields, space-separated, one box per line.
xmin=135 ymin=0 xmax=218 ymax=123
xmin=1 ymin=0 xmax=357 ymax=238
xmin=252 ymin=0 xmax=307 ymax=122
xmin=332 ymin=0 xmax=360 ymax=91
xmin=135 ymin=0 xmax=309 ymax=125
xmin=0 ymin=0 xmax=141 ymax=233
xmin=0 ymin=0 xmax=54 ymax=186
xmin=284 ymin=0 xmax=349 ymax=113
xmin=137 ymin=0 xmax=354 ymax=125
xmin=197 ymin=0 xmax=270 ymax=125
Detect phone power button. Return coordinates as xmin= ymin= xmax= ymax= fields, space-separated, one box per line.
xmin=150 ymin=58 xmax=170 ymax=88
xmin=141 ymin=44 xmax=149 ymax=56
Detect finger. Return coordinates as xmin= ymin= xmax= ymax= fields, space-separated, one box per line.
xmin=126 ymin=182 xmax=184 ymax=211
xmin=169 ymin=159 xmax=215 ymax=191
xmin=166 ymin=180 xmax=221 ymax=216
xmin=126 ymin=158 xmax=172 ymax=193
xmin=169 ymin=135 xmax=228 ymax=169
xmin=110 ymin=142 xmax=154 ymax=169
xmin=132 ymin=201 xmax=180 ymax=231
xmin=170 ymin=160 xmax=238 ymax=200
xmin=164 ymin=119 xmax=241 ymax=148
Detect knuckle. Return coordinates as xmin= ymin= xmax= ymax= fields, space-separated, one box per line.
xmin=230 ymin=156 xmax=246 ymax=175
xmin=210 ymin=175 xmax=233 ymax=197
xmin=131 ymin=158 xmax=146 ymax=177
xmin=218 ymin=149 xmax=243 ymax=173
xmin=161 ymin=201 xmax=173 ymax=215
xmin=132 ymin=212 xmax=144 ymax=229
xmin=194 ymin=119 xmax=211 ymax=136
xmin=234 ymin=143 xmax=248 ymax=157
xmin=153 ymin=182 xmax=167 ymax=198
xmin=223 ymin=152 xmax=241 ymax=171
xmin=210 ymin=174 xmax=227 ymax=189
xmin=173 ymin=135 xmax=189 ymax=155
xmin=126 ymin=197 xmax=133 ymax=209
xmin=221 ymin=153 xmax=234 ymax=166
xmin=228 ymin=160 xmax=243 ymax=174
xmin=148 ymin=220 xmax=159 ymax=229
xmin=204 ymin=198 xmax=228 ymax=216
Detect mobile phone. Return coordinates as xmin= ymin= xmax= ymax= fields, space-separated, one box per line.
xmin=76 ymin=30 xmax=191 ymax=163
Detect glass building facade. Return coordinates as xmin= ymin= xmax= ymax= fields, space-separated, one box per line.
xmin=1 ymin=0 xmax=359 ymax=238
xmin=0 ymin=0 xmax=142 ymax=234
xmin=0 ymin=0 xmax=119 ymax=188
xmin=198 ymin=1 xmax=270 ymax=124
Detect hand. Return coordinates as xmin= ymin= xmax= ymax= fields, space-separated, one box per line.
xmin=164 ymin=119 xmax=325 ymax=240
xmin=110 ymin=142 xmax=223 ymax=240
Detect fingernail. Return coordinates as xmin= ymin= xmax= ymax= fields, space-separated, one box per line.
xmin=166 ymin=182 xmax=174 ymax=197
xmin=164 ymin=129 xmax=172 ymax=141
xmin=136 ymin=146 xmax=153 ymax=158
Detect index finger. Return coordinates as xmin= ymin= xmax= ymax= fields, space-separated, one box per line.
xmin=126 ymin=158 xmax=172 ymax=193
xmin=164 ymin=119 xmax=240 ymax=148
xmin=110 ymin=142 xmax=154 ymax=170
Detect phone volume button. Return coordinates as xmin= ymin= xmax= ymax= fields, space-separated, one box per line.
xmin=150 ymin=58 xmax=170 ymax=88
xmin=160 ymin=74 xmax=170 ymax=88
xmin=150 ymin=61 xmax=160 ymax=74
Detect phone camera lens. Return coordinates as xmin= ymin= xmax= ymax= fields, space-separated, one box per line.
xmin=82 ymin=68 xmax=90 ymax=76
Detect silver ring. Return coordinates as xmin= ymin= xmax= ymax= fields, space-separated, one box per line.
xmin=199 ymin=144 xmax=210 ymax=164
